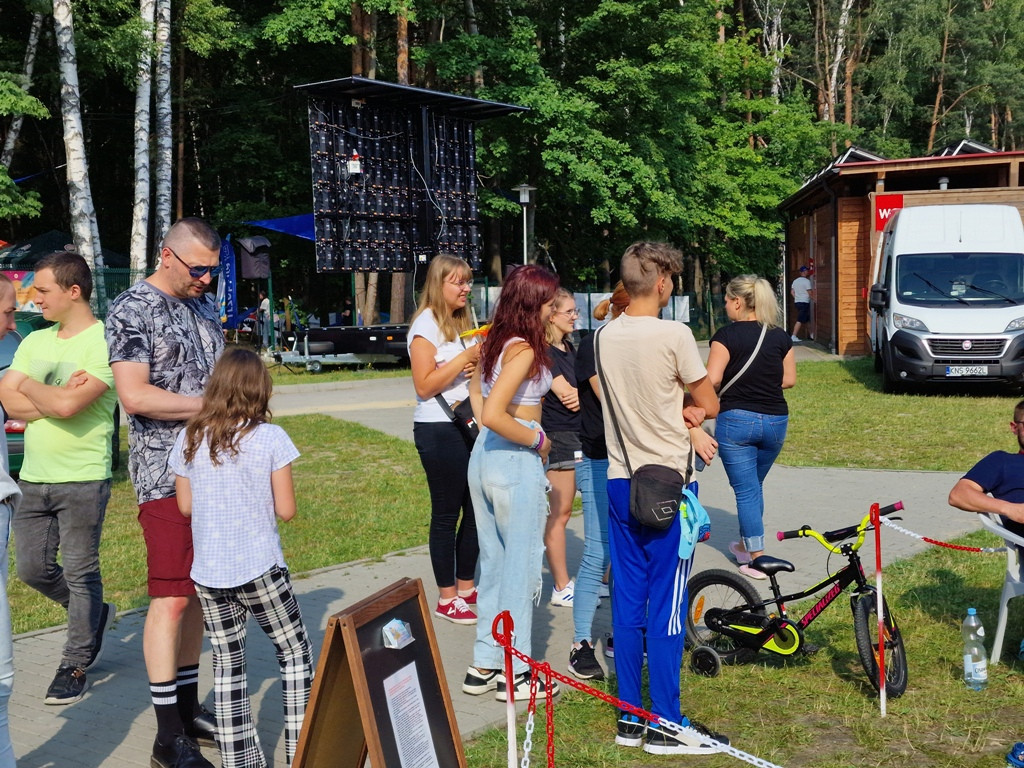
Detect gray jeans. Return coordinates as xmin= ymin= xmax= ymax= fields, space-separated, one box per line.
xmin=13 ymin=480 xmax=111 ymax=668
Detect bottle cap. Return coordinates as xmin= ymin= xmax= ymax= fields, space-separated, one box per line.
xmin=968 ymin=607 xmax=977 ymax=615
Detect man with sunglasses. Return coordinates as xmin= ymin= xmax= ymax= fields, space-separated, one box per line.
xmin=106 ymin=218 xmax=223 ymax=768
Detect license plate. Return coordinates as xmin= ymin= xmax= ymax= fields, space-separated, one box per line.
xmin=946 ymin=365 xmax=989 ymax=377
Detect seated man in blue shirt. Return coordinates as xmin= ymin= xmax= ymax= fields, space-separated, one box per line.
xmin=948 ymin=399 xmax=1024 ymax=536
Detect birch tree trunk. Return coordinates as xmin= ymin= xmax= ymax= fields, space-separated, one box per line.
xmin=153 ymin=0 xmax=172 ymax=239
xmin=389 ymin=4 xmax=409 ymax=324
xmin=130 ymin=0 xmax=155 ymax=274
xmin=1 ymin=12 xmax=44 ymax=168
xmin=52 ymin=0 xmax=102 ymax=271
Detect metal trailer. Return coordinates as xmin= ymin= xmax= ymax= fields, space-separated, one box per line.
xmin=273 ymin=324 xmax=409 ymax=372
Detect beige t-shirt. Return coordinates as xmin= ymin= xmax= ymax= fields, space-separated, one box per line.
xmin=597 ymin=313 xmax=708 ymax=480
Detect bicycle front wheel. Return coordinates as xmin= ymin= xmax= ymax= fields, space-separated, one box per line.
xmin=686 ymin=568 xmax=764 ymax=664
xmin=851 ymin=590 xmax=908 ymax=698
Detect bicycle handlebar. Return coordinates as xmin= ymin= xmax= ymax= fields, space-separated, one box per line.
xmin=776 ymin=501 xmax=903 ymax=543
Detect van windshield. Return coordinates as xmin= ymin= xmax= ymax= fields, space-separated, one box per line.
xmin=895 ymin=252 xmax=1024 ymax=306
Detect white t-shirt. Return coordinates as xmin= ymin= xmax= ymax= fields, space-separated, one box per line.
xmin=408 ymin=308 xmax=474 ymax=422
xmin=791 ymin=276 xmax=812 ymax=303
xmin=596 ymin=314 xmax=707 ymax=480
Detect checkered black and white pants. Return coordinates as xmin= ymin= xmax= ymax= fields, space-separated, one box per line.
xmin=196 ymin=566 xmax=314 ymax=768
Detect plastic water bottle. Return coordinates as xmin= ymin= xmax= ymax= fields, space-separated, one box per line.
xmin=962 ymin=608 xmax=989 ymax=690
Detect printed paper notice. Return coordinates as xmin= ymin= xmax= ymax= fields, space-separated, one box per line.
xmin=384 ymin=662 xmax=439 ymax=768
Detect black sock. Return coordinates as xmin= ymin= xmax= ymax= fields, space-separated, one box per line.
xmin=151 ymin=680 xmax=183 ymax=743
xmin=176 ymin=664 xmax=200 ymax=724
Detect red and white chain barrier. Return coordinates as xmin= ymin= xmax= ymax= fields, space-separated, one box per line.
xmin=878 ymin=517 xmax=1007 ymax=553
xmin=490 ymin=612 xmax=786 ymax=768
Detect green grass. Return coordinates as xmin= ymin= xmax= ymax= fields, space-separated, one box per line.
xmin=7 ymin=414 xmax=430 ymax=634
xmin=465 ymin=531 xmax=1024 ymax=768
xmin=268 ymin=362 xmax=409 ymax=387
xmin=782 ymin=358 xmax=1014 ymax=471
xmin=10 ymin=359 xmax=1024 ymax=766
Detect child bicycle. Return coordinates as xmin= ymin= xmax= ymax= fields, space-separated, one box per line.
xmin=685 ymin=500 xmax=908 ymax=698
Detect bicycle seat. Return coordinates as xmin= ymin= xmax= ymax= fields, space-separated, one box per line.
xmin=749 ymin=555 xmax=795 ymax=576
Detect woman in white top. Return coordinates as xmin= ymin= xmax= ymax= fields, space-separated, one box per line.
xmin=408 ymin=255 xmax=482 ymax=625
xmin=462 ymin=264 xmax=561 ymax=703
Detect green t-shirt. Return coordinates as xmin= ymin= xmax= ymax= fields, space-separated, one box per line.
xmin=10 ymin=320 xmax=117 ymax=482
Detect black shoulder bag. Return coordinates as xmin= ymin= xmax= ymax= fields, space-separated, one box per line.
xmin=595 ymin=326 xmax=692 ymax=530
xmin=433 ymin=338 xmax=479 ymax=446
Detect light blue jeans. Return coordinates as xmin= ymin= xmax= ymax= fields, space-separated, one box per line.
xmin=0 ymin=499 xmax=16 ymax=768
xmin=715 ymin=409 xmax=788 ymax=553
xmin=468 ymin=423 xmax=548 ymax=674
xmin=572 ymin=456 xmax=609 ymax=644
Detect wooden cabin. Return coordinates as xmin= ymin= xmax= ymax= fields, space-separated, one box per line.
xmin=779 ymin=142 xmax=1024 ymax=356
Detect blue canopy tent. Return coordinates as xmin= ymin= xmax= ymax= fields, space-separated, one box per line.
xmin=244 ymin=213 xmax=315 ymax=241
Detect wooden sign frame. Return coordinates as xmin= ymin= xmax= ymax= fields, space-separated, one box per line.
xmin=293 ymin=577 xmax=467 ymax=768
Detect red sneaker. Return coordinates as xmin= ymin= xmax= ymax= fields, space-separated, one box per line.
xmin=435 ymin=597 xmax=477 ymax=625
xmin=459 ymin=589 xmax=478 ymax=605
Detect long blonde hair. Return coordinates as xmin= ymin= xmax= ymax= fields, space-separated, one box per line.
xmin=411 ymin=254 xmax=474 ymax=343
xmin=726 ymin=274 xmax=780 ymax=328
xmin=182 ymin=347 xmax=273 ymax=466
xmin=545 ymin=287 xmax=575 ymax=344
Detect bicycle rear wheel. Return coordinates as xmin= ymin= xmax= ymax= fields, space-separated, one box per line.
xmin=852 ymin=589 xmax=908 ymax=698
xmin=686 ymin=568 xmax=764 ymax=664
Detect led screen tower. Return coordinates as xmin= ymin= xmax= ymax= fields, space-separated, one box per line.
xmin=296 ymin=77 xmax=527 ymax=273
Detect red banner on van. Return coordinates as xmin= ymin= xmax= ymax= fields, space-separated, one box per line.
xmin=875 ymin=194 xmax=904 ymax=231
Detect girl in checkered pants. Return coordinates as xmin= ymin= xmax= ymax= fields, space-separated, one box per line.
xmin=170 ymin=347 xmax=313 ymax=767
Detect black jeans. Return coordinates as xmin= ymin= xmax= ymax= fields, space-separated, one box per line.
xmin=413 ymin=421 xmax=478 ymax=589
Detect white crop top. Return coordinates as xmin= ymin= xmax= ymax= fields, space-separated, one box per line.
xmin=481 ymin=337 xmax=552 ymax=405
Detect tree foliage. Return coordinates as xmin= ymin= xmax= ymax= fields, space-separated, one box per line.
xmin=2 ymin=0 xmax=1024 ymax=312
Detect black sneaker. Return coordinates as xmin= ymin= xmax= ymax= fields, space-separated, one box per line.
xmin=642 ymin=719 xmax=730 ymax=755
xmin=44 ymin=664 xmax=88 ymax=705
xmin=604 ymin=635 xmax=614 ymax=658
xmin=569 ymin=640 xmax=605 ymax=680
xmin=615 ymin=711 xmax=646 ymax=747
xmin=150 ymin=735 xmax=214 ymax=768
xmin=495 ymin=671 xmax=559 ymax=702
xmin=185 ymin=705 xmax=217 ymax=748
xmin=85 ymin=601 xmax=116 ymax=671
xmin=462 ymin=667 xmax=502 ymax=695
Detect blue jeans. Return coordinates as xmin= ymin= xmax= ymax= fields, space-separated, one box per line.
xmin=0 ymin=499 xmax=15 ymax=768
xmin=12 ymin=479 xmax=111 ymax=667
xmin=467 ymin=423 xmax=547 ymax=674
xmin=572 ymin=457 xmax=609 ymax=644
xmin=715 ymin=410 xmax=788 ymax=553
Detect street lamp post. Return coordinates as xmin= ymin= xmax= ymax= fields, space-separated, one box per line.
xmin=512 ymin=183 xmax=537 ymax=265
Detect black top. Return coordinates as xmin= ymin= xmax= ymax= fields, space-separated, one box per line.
xmin=711 ymin=321 xmax=792 ymax=416
xmin=542 ymin=339 xmax=579 ymax=433
xmin=574 ymin=332 xmax=606 ymax=459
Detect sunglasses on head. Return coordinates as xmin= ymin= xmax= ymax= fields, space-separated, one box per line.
xmin=167 ymin=247 xmax=222 ymax=278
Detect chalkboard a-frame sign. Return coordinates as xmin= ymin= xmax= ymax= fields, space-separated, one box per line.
xmin=292 ymin=577 xmax=467 ymax=768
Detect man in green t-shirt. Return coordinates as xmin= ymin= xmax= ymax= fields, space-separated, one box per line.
xmin=0 ymin=251 xmax=117 ymax=707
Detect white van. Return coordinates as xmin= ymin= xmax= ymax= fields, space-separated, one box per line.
xmin=868 ymin=204 xmax=1024 ymax=391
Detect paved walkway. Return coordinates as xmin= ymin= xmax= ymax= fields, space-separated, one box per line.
xmin=9 ymin=343 xmax=985 ymax=767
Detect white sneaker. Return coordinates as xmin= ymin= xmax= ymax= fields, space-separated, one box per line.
xmin=791 ymin=335 xmax=801 ymax=343
xmin=598 ymin=581 xmax=611 ymax=599
xmin=550 ymin=580 xmax=575 ymax=607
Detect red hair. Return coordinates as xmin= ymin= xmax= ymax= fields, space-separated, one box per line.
xmin=481 ymin=265 xmax=559 ymax=382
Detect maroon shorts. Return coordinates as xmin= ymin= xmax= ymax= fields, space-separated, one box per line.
xmin=138 ymin=497 xmax=195 ymax=597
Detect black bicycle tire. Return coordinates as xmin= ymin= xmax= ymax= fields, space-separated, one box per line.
xmin=852 ymin=590 xmax=908 ymax=698
xmin=686 ymin=568 xmax=765 ymax=664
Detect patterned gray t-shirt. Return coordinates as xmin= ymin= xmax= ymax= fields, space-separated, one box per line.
xmin=106 ymin=280 xmax=224 ymax=504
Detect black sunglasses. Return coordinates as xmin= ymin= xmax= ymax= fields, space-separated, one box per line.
xmin=168 ymin=247 xmax=222 ymax=278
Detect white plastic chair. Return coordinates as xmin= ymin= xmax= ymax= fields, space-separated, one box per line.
xmin=978 ymin=513 xmax=1024 ymax=664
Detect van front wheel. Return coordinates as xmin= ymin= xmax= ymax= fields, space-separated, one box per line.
xmin=881 ymin=343 xmax=904 ymax=394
